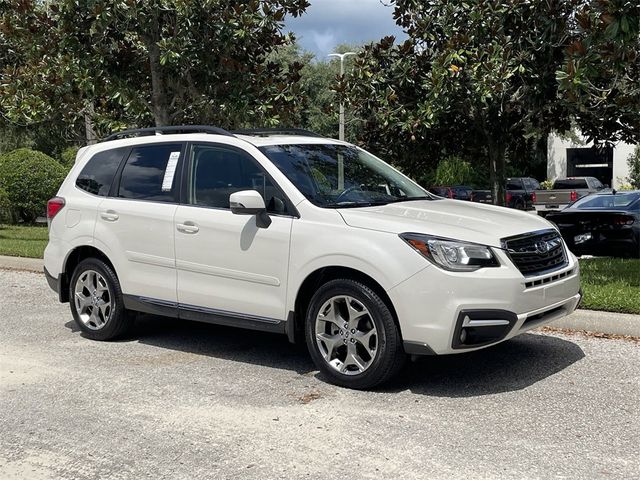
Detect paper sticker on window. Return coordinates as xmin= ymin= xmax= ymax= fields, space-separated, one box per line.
xmin=161 ymin=151 xmax=181 ymax=191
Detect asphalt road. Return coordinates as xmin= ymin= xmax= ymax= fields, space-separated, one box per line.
xmin=1 ymin=270 xmax=639 ymax=480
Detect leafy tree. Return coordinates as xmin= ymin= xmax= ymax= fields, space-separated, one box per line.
xmin=0 ymin=0 xmax=310 ymax=138
xmin=347 ymin=1 xmax=640 ymax=204
xmin=556 ymin=1 xmax=640 ymax=145
xmin=433 ymin=157 xmax=474 ymax=187
xmin=268 ymin=42 xmax=363 ymax=140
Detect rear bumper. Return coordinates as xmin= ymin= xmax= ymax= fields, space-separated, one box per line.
xmin=44 ymin=266 xmax=68 ymax=303
xmin=563 ymin=230 xmax=639 ymax=257
xmin=44 ymin=266 xmax=59 ymax=293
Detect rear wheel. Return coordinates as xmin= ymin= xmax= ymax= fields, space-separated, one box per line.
xmin=305 ymin=278 xmax=405 ymax=389
xmin=69 ymin=258 xmax=133 ymax=340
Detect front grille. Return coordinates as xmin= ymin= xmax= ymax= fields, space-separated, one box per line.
xmin=502 ymin=229 xmax=568 ymax=276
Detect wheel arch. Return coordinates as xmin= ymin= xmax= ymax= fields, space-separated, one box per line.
xmin=288 ymin=266 xmax=401 ymax=344
xmin=59 ymin=245 xmax=117 ymax=302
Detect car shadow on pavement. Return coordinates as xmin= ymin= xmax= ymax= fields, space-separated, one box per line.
xmin=64 ymin=317 xmax=585 ymax=396
xmin=388 ymin=332 xmax=585 ymax=397
xmin=127 ymin=314 xmax=315 ymax=376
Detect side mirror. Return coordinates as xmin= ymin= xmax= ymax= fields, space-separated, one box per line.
xmin=229 ymin=190 xmax=271 ymax=228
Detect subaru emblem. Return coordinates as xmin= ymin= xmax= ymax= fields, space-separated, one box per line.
xmin=535 ymin=241 xmax=550 ymax=254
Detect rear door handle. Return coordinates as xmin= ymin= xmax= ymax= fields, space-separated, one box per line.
xmin=100 ymin=210 xmax=119 ymax=222
xmin=176 ymin=221 xmax=199 ymax=234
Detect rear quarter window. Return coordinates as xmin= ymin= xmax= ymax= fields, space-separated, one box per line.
xmin=76 ymin=148 xmax=128 ymax=196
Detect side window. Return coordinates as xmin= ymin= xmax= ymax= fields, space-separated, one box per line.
xmin=118 ymin=143 xmax=182 ymax=202
xmin=189 ymin=144 xmax=288 ymax=215
xmin=76 ymin=147 xmax=127 ymax=196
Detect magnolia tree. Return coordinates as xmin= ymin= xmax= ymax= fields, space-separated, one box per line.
xmin=0 ymin=0 xmax=310 ymax=141
xmin=347 ymin=0 xmax=640 ymax=204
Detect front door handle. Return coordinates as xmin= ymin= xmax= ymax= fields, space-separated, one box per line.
xmin=100 ymin=210 xmax=119 ymax=222
xmin=176 ymin=221 xmax=199 ymax=234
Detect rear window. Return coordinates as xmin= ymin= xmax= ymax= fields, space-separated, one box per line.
xmin=572 ymin=192 xmax=640 ymax=210
xmin=553 ymin=179 xmax=588 ymax=189
xmin=76 ymin=148 xmax=127 ymax=196
xmin=506 ymin=179 xmax=522 ymax=190
xmin=118 ymin=144 xmax=182 ymax=202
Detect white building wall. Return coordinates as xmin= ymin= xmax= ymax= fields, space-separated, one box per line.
xmin=547 ymin=132 xmax=635 ymax=188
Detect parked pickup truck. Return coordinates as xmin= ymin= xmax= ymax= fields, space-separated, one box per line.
xmin=534 ymin=177 xmax=606 ymax=216
xmin=471 ymin=177 xmax=540 ymax=210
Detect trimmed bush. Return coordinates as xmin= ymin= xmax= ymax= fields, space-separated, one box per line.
xmin=60 ymin=146 xmax=80 ymax=168
xmin=0 ymin=186 xmax=12 ymax=223
xmin=0 ymin=148 xmax=67 ymax=223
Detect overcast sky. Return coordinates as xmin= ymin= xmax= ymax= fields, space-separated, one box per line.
xmin=285 ymin=0 xmax=407 ymax=59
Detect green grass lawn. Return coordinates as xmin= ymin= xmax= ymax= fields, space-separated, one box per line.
xmin=0 ymin=224 xmax=49 ymax=258
xmin=579 ymin=257 xmax=640 ymax=315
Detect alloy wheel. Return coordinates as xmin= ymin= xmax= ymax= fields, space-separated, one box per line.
xmin=74 ymin=269 xmax=112 ymax=330
xmin=315 ymin=295 xmax=378 ymax=375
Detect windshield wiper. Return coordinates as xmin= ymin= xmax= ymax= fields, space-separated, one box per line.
xmin=323 ymin=196 xmax=435 ymax=208
xmin=323 ymin=201 xmax=374 ymax=208
xmin=383 ymin=196 xmax=435 ymax=204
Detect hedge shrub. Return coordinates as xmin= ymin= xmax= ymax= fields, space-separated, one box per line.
xmin=0 ymin=148 xmax=67 ymax=223
xmin=60 ymin=146 xmax=80 ymax=168
xmin=0 ymin=186 xmax=12 ymax=223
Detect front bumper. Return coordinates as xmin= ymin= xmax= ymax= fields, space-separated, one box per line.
xmin=389 ymin=249 xmax=581 ymax=355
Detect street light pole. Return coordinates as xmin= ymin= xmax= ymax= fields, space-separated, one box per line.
xmin=328 ymin=52 xmax=356 ymax=141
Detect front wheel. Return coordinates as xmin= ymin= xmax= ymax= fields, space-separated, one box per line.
xmin=69 ymin=258 xmax=133 ymax=340
xmin=305 ymin=279 xmax=405 ymax=389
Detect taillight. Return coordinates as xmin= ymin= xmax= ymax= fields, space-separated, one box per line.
xmin=570 ymin=191 xmax=578 ymax=202
xmin=613 ymin=215 xmax=635 ymax=226
xmin=531 ymin=191 xmax=537 ymax=203
xmin=47 ymin=197 xmax=65 ymax=221
xmin=506 ymin=192 xmax=512 ymax=203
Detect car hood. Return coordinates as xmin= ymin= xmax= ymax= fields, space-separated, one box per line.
xmin=337 ymin=199 xmax=555 ymax=247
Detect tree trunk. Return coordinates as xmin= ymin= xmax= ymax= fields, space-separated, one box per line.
xmin=488 ymin=142 xmax=506 ymax=206
xmin=147 ymin=41 xmax=170 ymax=126
xmin=145 ymin=13 xmax=170 ymax=128
xmin=84 ymin=101 xmax=97 ymax=145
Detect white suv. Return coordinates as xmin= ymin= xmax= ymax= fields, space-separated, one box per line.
xmin=44 ymin=126 xmax=581 ymax=389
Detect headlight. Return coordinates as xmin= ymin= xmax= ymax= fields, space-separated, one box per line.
xmin=400 ymin=233 xmax=500 ymax=272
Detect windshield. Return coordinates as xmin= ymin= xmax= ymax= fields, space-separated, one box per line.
xmin=571 ymin=192 xmax=640 ymax=210
xmin=259 ymin=144 xmax=432 ymax=207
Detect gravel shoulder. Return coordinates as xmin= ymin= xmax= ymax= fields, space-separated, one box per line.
xmin=1 ymin=270 xmax=639 ymax=480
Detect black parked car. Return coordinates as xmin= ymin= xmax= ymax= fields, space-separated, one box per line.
xmin=546 ymin=191 xmax=640 ymax=258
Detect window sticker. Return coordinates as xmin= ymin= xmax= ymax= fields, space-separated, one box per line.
xmin=161 ymin=151 xmax=181 ymax=191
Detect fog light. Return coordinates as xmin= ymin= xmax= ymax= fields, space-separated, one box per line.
xmin=574 ymin=233 xmax=592 ymax=245
xmin=460 ymin=329 xmax=467 ymax=344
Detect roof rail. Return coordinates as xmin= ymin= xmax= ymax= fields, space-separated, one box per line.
xmin=102 ymin=125 xmax=235 ymax=142
xmin=232 ymin=128 xmax=323 ymax=138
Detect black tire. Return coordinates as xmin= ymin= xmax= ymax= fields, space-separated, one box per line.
xmin=69 ymin=258 xmax=133 ymax=341
xmin=305 ymin=278 xmax=406 ymax=389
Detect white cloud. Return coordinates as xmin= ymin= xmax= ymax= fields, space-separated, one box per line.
xmin=285 ymin=0 xmax=406 ymax=58
xmin=311 ymin=29 xmax=338 ymax=56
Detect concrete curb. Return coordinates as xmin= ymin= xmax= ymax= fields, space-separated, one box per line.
xmin=551 ymin=309 xmax=640 ymax=337
xmin=0 ymin=255 xmax=44 ymax=273
xmin=0 ymin=255 xmax=638 ymax=336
